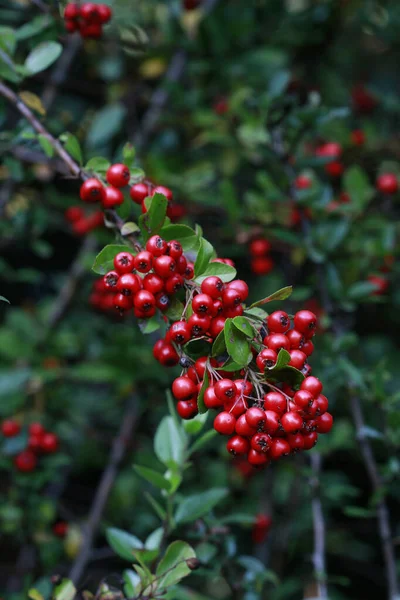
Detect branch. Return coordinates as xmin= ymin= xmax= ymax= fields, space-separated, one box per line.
xmin=309 ymin=453 xmax=328 ymax=599
xmin=68 ymin=395 xmax=139 ymax=584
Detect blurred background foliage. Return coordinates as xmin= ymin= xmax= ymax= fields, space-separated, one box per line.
xmin=0 ymin=0 xmax=399 ymax=599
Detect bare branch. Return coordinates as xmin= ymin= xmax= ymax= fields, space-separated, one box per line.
xmin=309 ymin=453 xmax=328 ymax=599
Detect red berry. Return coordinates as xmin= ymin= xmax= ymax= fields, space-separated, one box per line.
xmin=235 ymin=413 xmax=257 ymax=437
xmin=53 ymin=521 xmax=69 ymax=538
xmin=106 ymin=164 xmax=130 ymax=188
xmin=264 ymin=410 xmax=281 ymax=436
xmin=377 ymin=173 xmax=398 ymax=194
xmin=40 ymin=432 xmax=59 ymax=454
xmin=1 ymin=419 xmax=21 ymax=437
xmin=201 ymin=276 xmax=224 ymax=299
xmin=192 ymin=293 xmax=214 ymax=315
xmin=251 ymin=432 xmax=272 ymax=453
xmin=130 ymin=183 xmax=149 ymax=204
xmin=98 ymin=4 xmax=112 ymax=23
xmin=80 ymin=178 xmax=104 ymax=203
xmin=302 ymin=340 xmax=314 ymax=356
xmin=222 ymin=287 xmax=243 ymax=308
xmin=213 ymin=97 xmax=229 ymax=115
xmin=114 ymin=252 xmax=135 ymax=275
xmin=102 ymin=186 xmax=124 ymax=208
xmin=293 ymin=389 xmax=314 ymax=410
xmin=157 ymin=343 xmax=179 ymax=367
xmin=14 ymin=450 xmax=37 ymax=472
xmin=188 ymin=313 xmax=211 ymax=337
xmin=194 ymin=357 xmax=208 ymax=379
xmin=288 ymin=349 xmax=307 ymax=370
xmin=303 ymin=431 xmax=318 ymax=449
xmin=315 ymin=394 xmax=329 ymax=416
xmin=293 ymin=310 xmax=317 ymax=338
xmin=301 ymin=376 xmax=323 ymax=398
xmin=172 ymin=376 xmax=197 ymax=401
xmin=214 ymin=379 xmax=237 ymax=401
xmin=165 ymin=274 xmax=184 ymax=295
xmin=214 ymin=411 xmax=236 ymax=435
xmin=65 ymin=19 xmax=79 ymax=32
xmin=28 ymin=434 xmax=43 ymax=453
xmin=280 ymin=411 xmax=303 ymax=434
xmin=80 ymin=22 xmax=103 ymax=38
xmin=227 ymin=435 xmax=249 ymax=456
xmin=143 ymin=273 xmax=163 ymax=295
xmin=103 ymin=270 xmax=119 ymax=289
xmin=176 ymin=255 xmax=188 ymax=275
xmin=325 ymin=161 xmax=344 ymax=178
xmin=65 ymin=206 xmax=84 ymax=222
xmin=114 ymin=293 xmax=133 ymax=313
xmin=64 ymin=3 xmax=80 ymax=19
xmin=295 ymin=175 xmax=311 ymax=189
xmin=204 ymin=386 xmax=223 ymax=409
xmin=265 ymin=333 xmax=290 ymax=353
xmin=29 ymin=422 xmax=45 ymax=436
xmin=151 ymin=185 xmax=173 ymax=201
xmin=316 ymin=412 xmax=333 ymax=433
xmin=256 ymin=349 xmax=277 ymax=372
xmin=134 ymin=251 xmax=153 ymax=273
xmin=80 ymin=2 xmax=101 ymax=22
xmin=209 ymin=316 xmax=226 ymax=338
xmin=184 ymin=263 xmax=194 ymax=279
xmin=252 ymin=514 xmax=272 ymax=543
xmin=270 ymin=438 xmax=290 ymax=460
xmin=234 ymin=379 xmax=253 ymax=397
xmin=227 ymin=280 xmax=249 ymax=301
xmin=247 ymin=449 xmax=269 ymax=466
xmin=287 ymin=433 xmax=305 ymax=452
xmin=286 ymin=329 xmax=305 ymax=349
xmin=315 ymin=142 xmax=342 ymax=158
xmin=155 ymin=292 xmax=171 ymax=312
xmin=249 ymin=238 xmax=271 ymax=257
xmin=251 ymin=256 xmax=274 ymax=275
xmin=368 ymin=275 xmax=389 ymax=296
xmin=264 ymin=391 xmax=286 ymax=415
xmin=134 ymin=290 xmax=156 ymax=314
xmin=267 ymin=311 xmax=290 ymax=333
xmin=245 ymin=407 xmax=266 ymax=431
xmin=116 ymin=273 xmax=141 ymax=296
xmin=153 ymin=255 xmax=176 ymax=279
xmin=169 ymin=321 xmax=191 ymax=345
xmin=146 ymin=235 xmax=167 ymax=257
xmin=351 ymin=129 xmax=365 ymax=146
xmin=166 ymin=240 xmax=183 ymax=260
xmin=177 ymin=399 xmax=198 ymax=419
xmin=224 ymin=396 xmax=247 ymax=418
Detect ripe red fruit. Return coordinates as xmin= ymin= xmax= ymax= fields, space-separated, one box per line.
xmin=245 ymin=407 xmax=266 ymax=431
xmin=188 ymin=313 xmax=211 ymax=337
xmin=103 ymin=270 xmax=119 ymax=289
xmin=315 ymin=142 xmax=342 ymax=158
xmin=293 ymin=310 xmax=317 ymax=338
xmin=222 ymin=287 xmax=243 ymax=308
xmin=176 ymin=255 xmax=188 ymax=275
xmin=351 ymin=129 xmax=365 ymax=146
xmin=301 ymin=376 xmax=323 ymax=398
xmin=169 ymin=321 xmax=191 ymax=345
xmin=303 ymin=431 xmax=318 ymax=449
xmin=134 ymin=251 xmax=153 ymax=273
xmin=376 ymin=173 xmax=398 ymax=194
xmin=80 ymin=2 xmax=101 ymax=21
xmin=214 ymin=412 xmax=236 ymax=435
xmin=267 ymin=310 xmax=290 ymax=333
xmin=146 ymin=235 xmax=167 ymax=257
xmin=114 ymin=293 xmax=132 ymax=312
xmin=264 ymin=410 xmax=280 ymax=435
xmin=28 ymin=434 xmax=43 ymax=453
xmin=130 ymin=183 xmax=149 ymax=204
xmin=102 ymin=186 xmax=124 ymax=208
xmin=165 ymin=274 xmax=184 ymax=294
xmin=98 ymin=4 xmax=112 ymax=23
xmin=227 ymin=435 xmax=249 ymax=456
xmin=367 ymin=275 xmax=389 ymax=296
xmin=234 ymin=379 xmax=253 ymax=397
xmin=40 ymin=432 xmax=59 ymax=453
xmin=270 ymin=438 xmax=290 ymax=460
xmin=209 ymin=316 xmax=226 ymax=338
xmin=116 ymin=273 xmax=141 ymax=296
xmin=315 ymin=394 xmax=329 ymax=416
xmin=134 ymin=290 xmax=156 ymax=313
xmin=352 ymin=84 xmax=377 ymax=113
xmin=224 ymin=396 xmax=247 ymax=418
xmin=29 ymin=422 xmax=45 ymax=436
xmin=184 ymin=263 xmax=194 ymax=279
xmin=80 ymin=22 xmax=103 ymax=38
xmin=65 ymin=206 xmax=84 ymax=222
xmin=285 ymin=329 xmax=305 ymax=349
xmin=247 ymin=449 xmax=269 ymax=466
xmin=177 ymin=399 xmax=198 ymax=419
xmin=65 ymin=19 xmax=79 ymax=32
xmin=251 ymin=256 xmax=274 ymax=275
xmin=264 ymin=392 xmax=286 ymax=415
xmin=213 ymin=97 xmax=229 ymax=115
xmin=166 ymin=240 xmax=183 ymax=260
xmin=143 ymin=273 xmax=163 ymax=295
xmin=215 ymin=379 xmax=237 ymax=401
xmin=256 ymin=349 xmax=277 ymax=371
xmin=280 ymin=411 xmax=303 ymax=434
xmin=157 ymin=344 xmax=179 ymax=367
xmin=114 ymin=252 xmax=135 ymax=275
xmin=53 ymin=521 xmax=69 ymax=538
xmin=106 ymin=164 xmax=130 ymax=188
xmin=227 ymin=280 xmax=249 ymax=301
xmin=302 ymin=340 xmax=314 ymax=356
xmin=1 ymin=420 xmax=21 ymax=437
xmin=251 ymin=432 xmax=272 ymax=453
xmin=288 ymin=349 xmax=307 ymax=370
xmin=153 ymin=255 xmax=176 ymax=279
xmin=325 ymin=161 xmax=344 ymax=178
xmin=235 ymin=414 xmax=257 ymax=437
xmin=151 ymin=185 xmax=173 ymax=201
xmin=295 ymin=175 xmax=311 ymax=189
xmin=204 ymin=386 xmax=223 ymax=409
xmin=64 ymin=3 xmax=80 ymax=19
xmin=183 ymin=0 xmax=201 ymax=9
xmin=80 ymin=178 xmax=104 ymax=203
xmin=316 ymin=412 xmax=333 ymax=433
xmin=155 ymin=292 xmax=170 ymax=312
xmin=14 ymin=450 xmax=37 ymax=472
xmin=287 ymin=433 xmax=305 ymax=452
xmin=265 ymin=333 xmax=290 ymax=353
xmin=293 ymin=389 xmax=314 ymax=410
xmin=249 ymin=238 xmax=271 ymax=257
xmin=172 ymin=376 xmax=197 ymax=401
xmin=192 ymin=293 xmax=214 ymax=315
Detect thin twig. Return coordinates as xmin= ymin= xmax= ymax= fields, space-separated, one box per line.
xmin=68 ymin=395 xmax=139 ymax=584
xmin=309 ymin=453 xmax=328 ymax=599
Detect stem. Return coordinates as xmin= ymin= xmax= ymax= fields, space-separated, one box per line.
xmin=309 ymin=453 xmax=328 ymax=599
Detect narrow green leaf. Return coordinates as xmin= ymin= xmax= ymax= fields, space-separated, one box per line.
xmin=144 ymin=492 xmax=167 ymax=520
xmin=25 ymin=41 xmax=62 ymax=75
xmin=189 ymin=429 xmax=217 ymax=455
xmin=106 ymin=528 xmax=143 ymax=562
xmin=154 ymin=416 xmax=187 ymax=468
xmin=183 ymin=411 xmax=208 ymax=435
xmin=122 ymin=143 xmax=136 ymax=169
xmin=37 ymin=135 xmax=54 ymax=158
xmin=232 ymin=316 xmax=255 ymax=338
xmin=133 ymin=465 xmax=171 ymax=491
xmin=249 ymin=286 xmax=292 ymax=309
xmin=139 ymin=193 xmax=168 ymax=241
xmin=175 ymin=488 xmax=228 ymax=524
xmin=194 ymin=238 xmax=215 ymax=277
xmin=85 ymin=156 xmax=111 ymax=174
xmin=59 ymin=132 xmax=83 ymax=165
xmin=53 ymin=580 xmax=76 ymax=600
xmin=224 ymin=319 xmax=252 ymax=368
xmin=156 ymin=541 xmax=196 ymax=588
xmin=196 ymin=369 xmax=209 ymax=414
xmin=0 ymin=295 xmax=10 ymax=303
xmin=194 ymin=262 xmax=236 ymax=284
xmin=211 ymin=328 xmax=227 ymax=357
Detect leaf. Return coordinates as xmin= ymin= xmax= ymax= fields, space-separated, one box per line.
xmin=145 ymin=527 xmax=163 ymax=550
xmin=343 ymin=506 xmax=376 ymax=518
xmin=37 ymin=135 xmax=54 ymax=158
xmin=59 ymin=133 xmax=83 ymax=165
xmin=106 ymin=528 xmax=143 ymax=562
xmin=244 ymin=307 xmax=268 ymax=320
xmin=138 ymin=316 xmax=160 ymax=334
xmin=28 ymin=589 xmax=44 ymax=600
xmin=343 ymin=166 xmax=374 ymax=211
xmin=144 ymin=492 xmax=166 ymax=520
xmin=123 ymin=570 xmax=141 ymax=597
xmin=232 ymin=316 xmax=255 ymax=338
xmin=211 ymin=328 xmax=227 ymax=357
xmin=175 ymin=488 xmax=228 ymax=524
xmin=194 ymin=262 xmax=236 ymax=284
xmin=154 ymin=416 xmax=187 ymax=468
xmin=189 ymin=429 xmax=217 ymax=455
xmin=165 ymin=297 xmax=185 ymax=322
xmin=122 ymin=143 xmax=136 ymax=169
xmin=183 ymin=411 xmax=208 ymax=435
xmin=19 ymin=91 xmax=45 ymax=115
xmin=16 ymin=14 xmax=51 ymax=40
xmin=85 ymin=156 xmax=111 ymax=175
xmin=53 ymin=580 xmax=76 ymax=600
xmin=0 ymin=27 xmax=16 ymax=55
xmin=264 ymin=349 xmax=304 ymax=388
xmin=224 ymin=320 xmax=252 ymax=368
xmin=0 ymin=295 xmax=10 ymax=304
xmin=92 ymin=244 xmax=133 ymax=275
xmin=347 ymin=281 xmax=379 ymax=300
xmin=249 ymin=286 xmax=292 ymax=309
xmin=25 ymin=41 xmax=62 ymax=75
xmin=194 ymin=238 xmax=215 ymax=277
xmin=87 ymin=103 xmax=127 ymax=147
xmin=121 ymin=222 xmax=140 ymax=236
xmin=184 ymin=338 xmax=213 ymax=359
xmin=133 ymin=465 xmax=171 ymax=491
xmin=139 ymin=193 xmax=168 ymax=241
xmin=160 ymin=224 xmax=200 ymax=251
xmin=196 ymin=369 xmax=209 ymax=415
xmin=156 ymin=541 xmax=196 ymax=589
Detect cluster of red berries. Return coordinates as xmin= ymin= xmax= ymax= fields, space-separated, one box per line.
xmin=315 ymin=142 xmax=344 ymax=179
xmin=1 ymin=420 xmax=59 ymax=473
xmin=64 ymin=3 xmax=112 ymax=39
xmin=249 ymin=237 xmax=274 ymax=276
xmin=65 ymin=206 xmax=103 ymax=236
xmin=102 ymin=236 xmax=194 ymax=317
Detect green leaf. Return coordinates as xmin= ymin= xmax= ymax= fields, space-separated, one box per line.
xmin=183 ymin=411 xmax=208 ymax=435
xmin=85 ymin=156 xmax=111 ymax=175
xmin=87 ymin=103 xmax=127 ymax=147
xmin=92 ymin=244 xmax=133 ymax=275
xmin=211 ymin=328 xmax=227 ymax=357
xmin=28 ymin=589 xmax=44 ymax=600
xmin=139 ymin=193 xmax=168 ymax=241
xmin=25 ymin=41 xmax=62 ymax=75
xmin=133 ymin=465 xmax=171 ymax=491
xmin=156 ymin=541 xmax=196 ymax=589
xmin=232 ymin=316 xmax=255 ymax=338
xmin=194 ymin=262 xmax=236 ymax=284
xmin=130 ymin=167 xmax=145 ymax=183
xmin=16 ymin=15 xmax=51 ymax=40
xmin=37 ymin=135 xmax=54 ymax=158
xmin=121 ymin=221 xmax=140 ymax=236
xmin=244 ymin=307 xmax=268 ymax=320
xmin=0 ymin=27 xmax=16 ymax=55
xmin=264 ymin=349 xmax=304 ymax=387
xmin=154 ymin=416 xmax=187 ymax=468
xmin=343 ymin=506 xmax=376 ymax=518
xmin=196 ymin=369 xmax=209 ymax=415
xmin=274 ymin=349 xmax=291 ymax=369
xmin=194 ymin=238 xmax=215 ymax=277
xmin=159 ymin=224 xmax=200 ymax=251
xmin=59 ymin=133 xmax=83 ymax=165
xmin=106 ymin=528 xmax=143 ymax=562
xmin=53 ymin=580 xmax=76 ymax=600
xmin=175 ymin=488 xmax=228 ymax=524
xmin=184 ymin=338 xmax=212 ymax=359
xmin=224 ymin=319 xmax=252 ymax=368
xmin=122 ymin=143 xmax=136 ymax=169
xmin=165 ymin=297 xmax=185 ymax=322
xmin=189 ymin=429 xmax=217 ymax=455
xmin=347 ymin=281 xmax=379 ymax=300
xmin=144 ymin=492 xmax=166 ymax=520
xmin=0 ymin=295 xmax=10 ymax=303
xmin=249 ymin=286 xmax=292 ymax=309
xmin=138 ymin=316 xmax=161 ymax=334
xmin=145 ymin=527 xmax=163 ymax=551
xmin=343 ymin=166 xmax=374 ymax=211
xmin=123 ymin=570 xmax=141 ymax=597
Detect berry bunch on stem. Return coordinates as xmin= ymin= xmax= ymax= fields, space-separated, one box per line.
xmin=1 ymin=420 xmax=59 ymax=473
xmin=64 ymin=3 xmax=112 ymax=39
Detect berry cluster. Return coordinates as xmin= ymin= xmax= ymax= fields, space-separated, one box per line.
xmin=249 ymin=237 xmax=274 ymax=276
xmin=64 ymin=3 xmax=112 ymax=39
xmin=1 ymin=420 xmax=59 ymax=473
xmin=102 ymin=236 xmax=194 ymax=317
xmin=65 ymin=206 xmax=103 ymax=236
